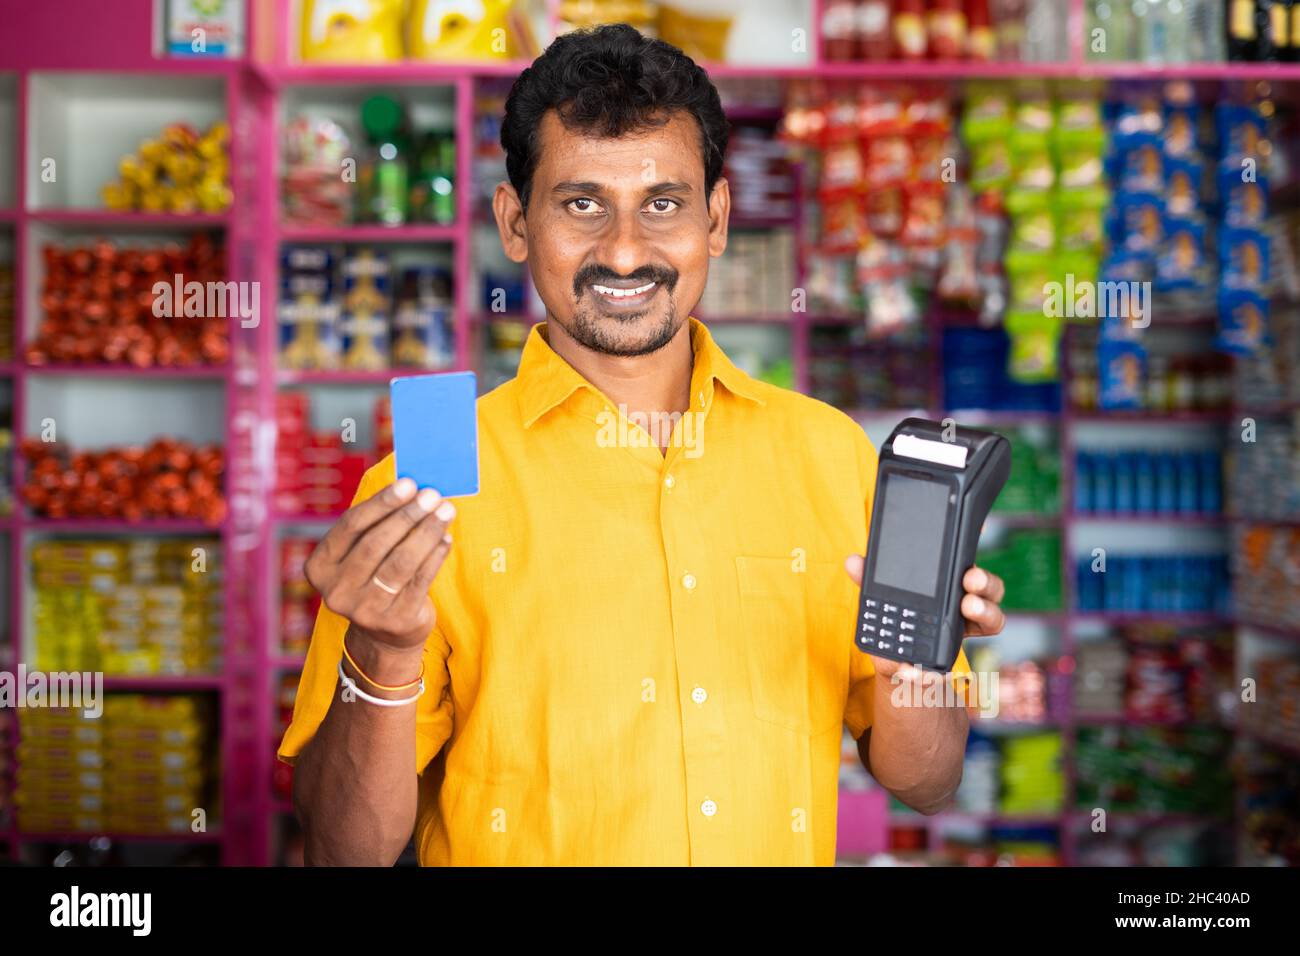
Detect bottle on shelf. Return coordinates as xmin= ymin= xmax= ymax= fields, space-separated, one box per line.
xmin=1088 ymin=0 xmax=1137 ymax=62
xmin=823 ymin=0 xmax=859 ymax=61
xmin=858 ymin=0 xmax=894 ymax=60
xmin=359 ymin=95 xmax=409 ymax=226
xmin=893 ymin=0 xmax=928 ymax=59
xmin=967 ymin=0 xmax=997 ymax=59
xmin=1274 ymin=0 xmax=1294 ymax=59
xmin=1187 ymin=0 xmax=1226 ymax=61
xmin=927 ymin=0 xmax=968 ymax=59
xmin=410 ymin=129 xmax=456 ymax=226
xmin=1227 ymin=0 xmax=1260 ymax=59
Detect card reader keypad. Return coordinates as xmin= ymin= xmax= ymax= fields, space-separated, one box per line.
xmin=858 ymin=598 xmax=940 ymax=661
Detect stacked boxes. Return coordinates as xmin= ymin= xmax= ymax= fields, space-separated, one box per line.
xmin=16 ymin=695 xmax=213 ymax=835
xmin=273 ymin=392 xmax=369 ymax=516
xmin=977 ymin=529 xmax=1063 ymax=610
xmin=1232 ymin=524 xmax=1300 ymax=629
xmin=695 ymin=230 xmax=796 ymax=319
xmin=991 ymin=428 xmax=1059 ymax=514
xmin=279 ymin=246 xmax=453 ymax=372
xmin=1000 ymin=732 xmax=1064 ymax=815
xmin=280 ymin=537 xmax=320 ymax=657
xmin=1074 ymin=726 xmax=1232 ymax=815
xmin=1226 ymin=412 xmax=1300 ymax=520
xmin=32 ymin=538 xmax=223 ymax=675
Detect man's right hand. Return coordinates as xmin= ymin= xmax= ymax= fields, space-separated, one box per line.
xmin=304 ymin=478 xmax=456 ymax=667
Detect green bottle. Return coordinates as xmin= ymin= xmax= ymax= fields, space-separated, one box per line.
xmin=360 ymin=95 xmax=408 ymax=226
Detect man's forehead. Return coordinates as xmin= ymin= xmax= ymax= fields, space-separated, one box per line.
xmin=534 ymin=109 xmax=705 ymax=186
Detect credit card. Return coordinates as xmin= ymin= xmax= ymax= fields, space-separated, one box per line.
xmin=390 ymin=370 xmax=480 ymax=497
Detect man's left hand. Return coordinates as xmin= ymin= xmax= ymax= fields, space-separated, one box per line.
xmin=843 ymin=557 xmax=1006 ymax=678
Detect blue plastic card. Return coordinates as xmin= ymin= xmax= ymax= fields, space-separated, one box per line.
xmin=391 ymin=370 xmax=480 ymax=497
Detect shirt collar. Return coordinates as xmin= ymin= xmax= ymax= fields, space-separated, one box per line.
xmin=516 ymin=316 xmax=767 ymax=430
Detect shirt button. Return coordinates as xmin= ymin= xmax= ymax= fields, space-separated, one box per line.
xmin=698 ymin=390 xmax=706 ymax=407
xmin=682 ymin=573 xmax=697 ymax=591
xmin=701 ymin=799 xmax=717 ymax=817
xmin=664 ymin=474 xmax=675 ymax=490
xmin=691 ymin=686 xmax=707 ymax=704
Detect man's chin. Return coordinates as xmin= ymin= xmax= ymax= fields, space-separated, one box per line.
xmin=565 ymin=305 xmax=680 ymax=357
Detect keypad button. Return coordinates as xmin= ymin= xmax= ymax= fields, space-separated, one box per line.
xmin=864 ymin=599 xmax=879 ymax=609
xmin=883 ymin=604 xmax=898 ymax=613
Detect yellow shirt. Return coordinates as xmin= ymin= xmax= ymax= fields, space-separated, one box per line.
xmin=279 ymin=316 xmax=971 ymax=865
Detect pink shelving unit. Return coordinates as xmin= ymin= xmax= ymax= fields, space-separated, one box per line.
xmin=0 ymin=0 xmax=1295 ymax=867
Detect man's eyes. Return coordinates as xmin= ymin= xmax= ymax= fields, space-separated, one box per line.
xmin=564 ymin=198 xmax=680 ymax=215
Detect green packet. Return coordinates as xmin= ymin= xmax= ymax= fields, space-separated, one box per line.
xmin=961 ymin=83 xmax=1014 ymax=145
xmin=1004 ymin=246 xmax=1055 ymax=310
xmin=1057 ymin=191 xmax=1109 ymax=251
xmin=970 ymin=140 xmax=1012 ymax=193
xmin=1005 ymin=309 xmax=1065 ymax=383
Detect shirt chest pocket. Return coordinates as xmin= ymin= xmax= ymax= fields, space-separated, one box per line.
xmin=735 ymin=555 xmax=855 ymax=737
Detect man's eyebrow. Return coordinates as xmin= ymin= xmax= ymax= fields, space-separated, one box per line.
xmin=552 ymin=180 xmax=606 ymax=196
xmin=550 ymin=180 xmax=695 ymax=197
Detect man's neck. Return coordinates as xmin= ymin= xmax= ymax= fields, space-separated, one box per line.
xmin=544 ymin=318 xmax=695 ymax=453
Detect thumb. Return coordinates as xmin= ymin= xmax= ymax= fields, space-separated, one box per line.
xmin=844 ymin=553 xmax=864 ymax=586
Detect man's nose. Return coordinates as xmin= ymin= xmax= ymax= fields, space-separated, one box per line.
xmin=592 ymin=208 xmax=654 ymax=278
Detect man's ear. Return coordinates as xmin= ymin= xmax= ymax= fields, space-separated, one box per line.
xmin=493 ymin=181 xmax=529 ymax=264
xmin=707 ymin=176 xmax=730 ymax=259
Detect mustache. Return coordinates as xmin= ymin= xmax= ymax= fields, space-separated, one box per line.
xmin=573 ymin=264 xmax=678 ymax=299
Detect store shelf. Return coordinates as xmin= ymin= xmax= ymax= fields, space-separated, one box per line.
xmin=273 ymin=511 xmax=343 ymax=525
xmin=1227 ymin=514 xmax=1300 ymax=528
xmin=26 ymin=210 xmax=230 ymax=227
xmin=23 ymin=517 xmax=224 ymax=533
xmin=276 ymin=368 xmax=402 ymax=385
xmin=26 ymin=362 xmax=232 ymax=378
xmin=1067 ymin=511 xmax=1226 ymax=525
xmin=1234 ymin=619 xmax=1300 ymax=643
xmin=1068 ymin=410 xmax=1232 ymax=424
xmin=278 ymin=224 xmax=458 ymax=243
xmin=101 ymin=674 xmax=224 ymax=692
xmin=17 ymin=829 xmax=223 ymax=845
xmin=1072 ymin=612 xmax=1232 ymax=626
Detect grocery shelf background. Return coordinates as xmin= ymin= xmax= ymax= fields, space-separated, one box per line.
xmin=0 ymin=0 xmax=1297 ymax=866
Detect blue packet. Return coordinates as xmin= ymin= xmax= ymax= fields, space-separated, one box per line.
xmin=1097 ymin=339 xmax=1147 ymax=409
xmin=1120 ymin=142 xmax=1165 ymax=193
xmin=1163 ymin=104 xmax=1201 ymax=159
xmin=1215 ymin=104 xmax=1266 ymax=168
xmin=1163 ymin=155 xmax=1203 ymax=219
xmin=1218 ymin=168 xmax=1269 ymax=228
xmin=1156 ymin=218 xmax=1207 ymax=293
xmin=1118 ymin=191 xmax=1164 ymax=253
xmin=1216 ymin=287 xmax=1271 ymax=355
xmin=1218 ymin=228 xmax=1270 ymax=289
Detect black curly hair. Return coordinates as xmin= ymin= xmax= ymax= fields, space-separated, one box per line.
xmin=500 ymin=23 xmax=730 ymax=214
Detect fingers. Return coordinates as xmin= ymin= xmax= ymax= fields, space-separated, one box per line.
xmin=314 ymin=479 xmax=418 ymax=566
xmin=369 ymin=497 xmax=457 ymax=597
xmin=844 ymin=553 xmax=864 ymax=586
xmin=386 ymin=534 xmax=454 ymax=625
xmin=961 ymin=591 xmax=1005 ymax=637
xmin=962 ymin=566 xmax=1006 ymax=604
xmin=335 ymin=489 xmax=450 ymax=593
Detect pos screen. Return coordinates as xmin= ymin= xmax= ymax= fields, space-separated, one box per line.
xmin=871 ymin=474 xmax=950 ymax=598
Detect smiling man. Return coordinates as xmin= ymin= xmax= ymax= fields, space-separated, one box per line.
xmin=280 ymin=23 xmax=1006 ymax=866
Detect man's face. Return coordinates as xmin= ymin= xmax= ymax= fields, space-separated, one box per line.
xmin=494 ymin=109 xmax=729 ymax=357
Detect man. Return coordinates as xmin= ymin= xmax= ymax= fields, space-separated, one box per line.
xmin=280 ymin=23 xmax=1006 ymax=866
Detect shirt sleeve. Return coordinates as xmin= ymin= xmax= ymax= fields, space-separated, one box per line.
xmin=276 ymin=458 xmax=456 ymax=774
xmin=842 ymin=427 xmax=974 ymax=740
